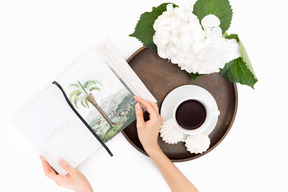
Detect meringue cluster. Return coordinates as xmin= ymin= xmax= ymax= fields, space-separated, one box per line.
xmin=153 ymin=4 xmax=240 ymax=74
xmin=160 ymin=118 xmax=183 ymax=144
xmin=160 ymin=118 xmax=210 ymax=154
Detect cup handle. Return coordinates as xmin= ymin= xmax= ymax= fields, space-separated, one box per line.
xmin=212 ymin=110 xmax=220 ymax=116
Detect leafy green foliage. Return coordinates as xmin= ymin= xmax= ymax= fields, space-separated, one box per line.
xmin=89 ymin=87 xmax=101 ymax=92
xmin=220 ymin=34 xmax=258 ymax=88
xmin=129 ymin=3 xmax=177 ymax=51
xmin=68 ymin=83 xmax=79 ymax=89
xmin=220 ymin=58 xmax=257 ymax=88
xmin=73 ymin=97 xmax=79 ymax=109
xmin=81 ymin=98 xmax=89 ymax=108
xmin=69 ymin=89 xmax=82 ymax=103
xmin=193 ymin=0 xmax=233 ymax=33
xmin=84 ymin=97 xmax=89 ymax=108
xmin=189 ymin=72 xmax=204 ymax=81
xmin=225 ymin=33 xmax=239 ymax=42
xmin=129 ymin=0 xmax=257 ymax=88
xmin=83 ymin=80 xmax=102 ymax=89
xmin=68 ymin=80 xmax=103 ymax=109
xmin=238 ymin=38 xmax=256 ymax=78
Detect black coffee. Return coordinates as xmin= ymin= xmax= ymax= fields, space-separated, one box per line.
xmin=175 ymin=99 xmax=206 ymax=130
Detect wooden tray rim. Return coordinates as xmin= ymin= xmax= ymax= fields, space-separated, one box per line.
xmin=122 ymin=47 xmax=238 ymax=162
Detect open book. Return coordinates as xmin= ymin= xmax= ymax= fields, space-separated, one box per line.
xmin=12 ymin=39 xmax=156 ymax=175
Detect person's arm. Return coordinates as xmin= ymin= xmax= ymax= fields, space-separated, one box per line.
xmin=40 ymin=156 xmax=93 ymax=192
xmin=134 ymin=96 xmax=198 ymax=192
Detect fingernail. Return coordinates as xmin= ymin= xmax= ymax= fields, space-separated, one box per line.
xmin=40 ymin=155 xmax=45 ymax=161
xmin=58 ymin=159 xmax=64 ymax=165
xmin=136 ymin=103 xmax=141 ymax=110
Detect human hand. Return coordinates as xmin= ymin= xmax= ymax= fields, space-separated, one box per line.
xmin=134 ymin=97 xmax=199 ymax=192
xmin=40 ymin=156 xmax=93 ymax=192
xmin=134 ymin=96 xmax=163 ymax=155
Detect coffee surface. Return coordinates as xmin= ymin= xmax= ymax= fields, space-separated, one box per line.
xmin=176 ymin=100 xmax=206 ymax=130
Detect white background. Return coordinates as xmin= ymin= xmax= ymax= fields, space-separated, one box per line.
xmin=1 ymin=0 xmax=287 ymax=191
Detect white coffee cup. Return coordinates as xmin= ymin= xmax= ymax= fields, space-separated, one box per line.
xmin=173 ymin=95 xmax=220 ymax=135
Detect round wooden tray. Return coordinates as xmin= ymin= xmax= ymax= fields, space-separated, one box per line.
xmin=122 ymin=47 xmax=238 ymax=162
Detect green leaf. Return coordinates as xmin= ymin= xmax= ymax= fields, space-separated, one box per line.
xmin=69 ymin=89 xmax=82 ymax=102
xmin=129 ymin=3 xmax=178 ymax=51
xmin=225 ymin=33 xmax=239 ymax=42
xmin=238 ymin=38 xmax=257 ymax=78
xmin=68 ymin=83 xmax=79 ymax=89
xmin=83 ymin=80 xmax=102 ymax=89
xmin=89 ymin=86 xmax=101 ymax=92
xmin=80 ymin=98 xmax=89 ymax=108
xmin=221 ymin=33 xmax=258 ymax=88
xmin=81 ymin=98 xmax=85 ymax=108
xmin=220 ymin=57 xmax=257 ymax=88
xmin=73 ymin=98 xmax=79 ymax=109
xmin=84 ymin=97 xmax=89 ymax=108
xmin=193 ymin=0 xmax=233 ymax=33
xmin=189 ymin=72 xmax=204 ymax=81
xmin=226 ymin=33 xmax=257 ymax=84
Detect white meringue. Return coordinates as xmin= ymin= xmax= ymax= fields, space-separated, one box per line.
xmin=185 ymin=134 xmax=210 ymax=154
xmin=160 ymin=118 xmax=184 ymax=144
xmin=201 ymin=14 xmax=221 ymax=29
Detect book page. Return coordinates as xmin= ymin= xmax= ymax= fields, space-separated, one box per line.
xmin=97 ymin=39 xmax=156 ymax=103
xmin=12 ymin=85 xmax=101 ymax=175
xmin=12 ymin=39 xmax=156 ymax=175
xmin=56 ymin=40 xmax=155 ymax=144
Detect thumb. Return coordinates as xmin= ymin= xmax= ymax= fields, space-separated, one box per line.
xmin=58 ymin=159 xmax=75 ymax=174
xmin=135 ymin=103 xmax=145 ymax=128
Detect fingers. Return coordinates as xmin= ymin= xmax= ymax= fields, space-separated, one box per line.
xmin=40 ymin=156 xmax=74 ymax=188
xmin=149 ymin=102 xmax=159 ymax=114
xmin=40 ymin=156 xmax=58 ymax=180
xmin=134 ymin=96 xmax=159 ymax=118
xmin=58 ymin=159 xmax=75 ymax=175
xmin=135 ymin=103 xmax=144 ymax=128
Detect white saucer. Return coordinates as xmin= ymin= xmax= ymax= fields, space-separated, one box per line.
xmin=160 ymin=85 xmax=219 ymax=136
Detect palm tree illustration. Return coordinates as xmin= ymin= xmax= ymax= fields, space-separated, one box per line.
xmin=68 ymin=80 xmax=115 ymax=127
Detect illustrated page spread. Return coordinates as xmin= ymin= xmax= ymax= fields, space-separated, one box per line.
xmin=57 ymin=39 xmax=156 ymax=143
xmin=12 ymin=39 xmax=156 ymax=175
